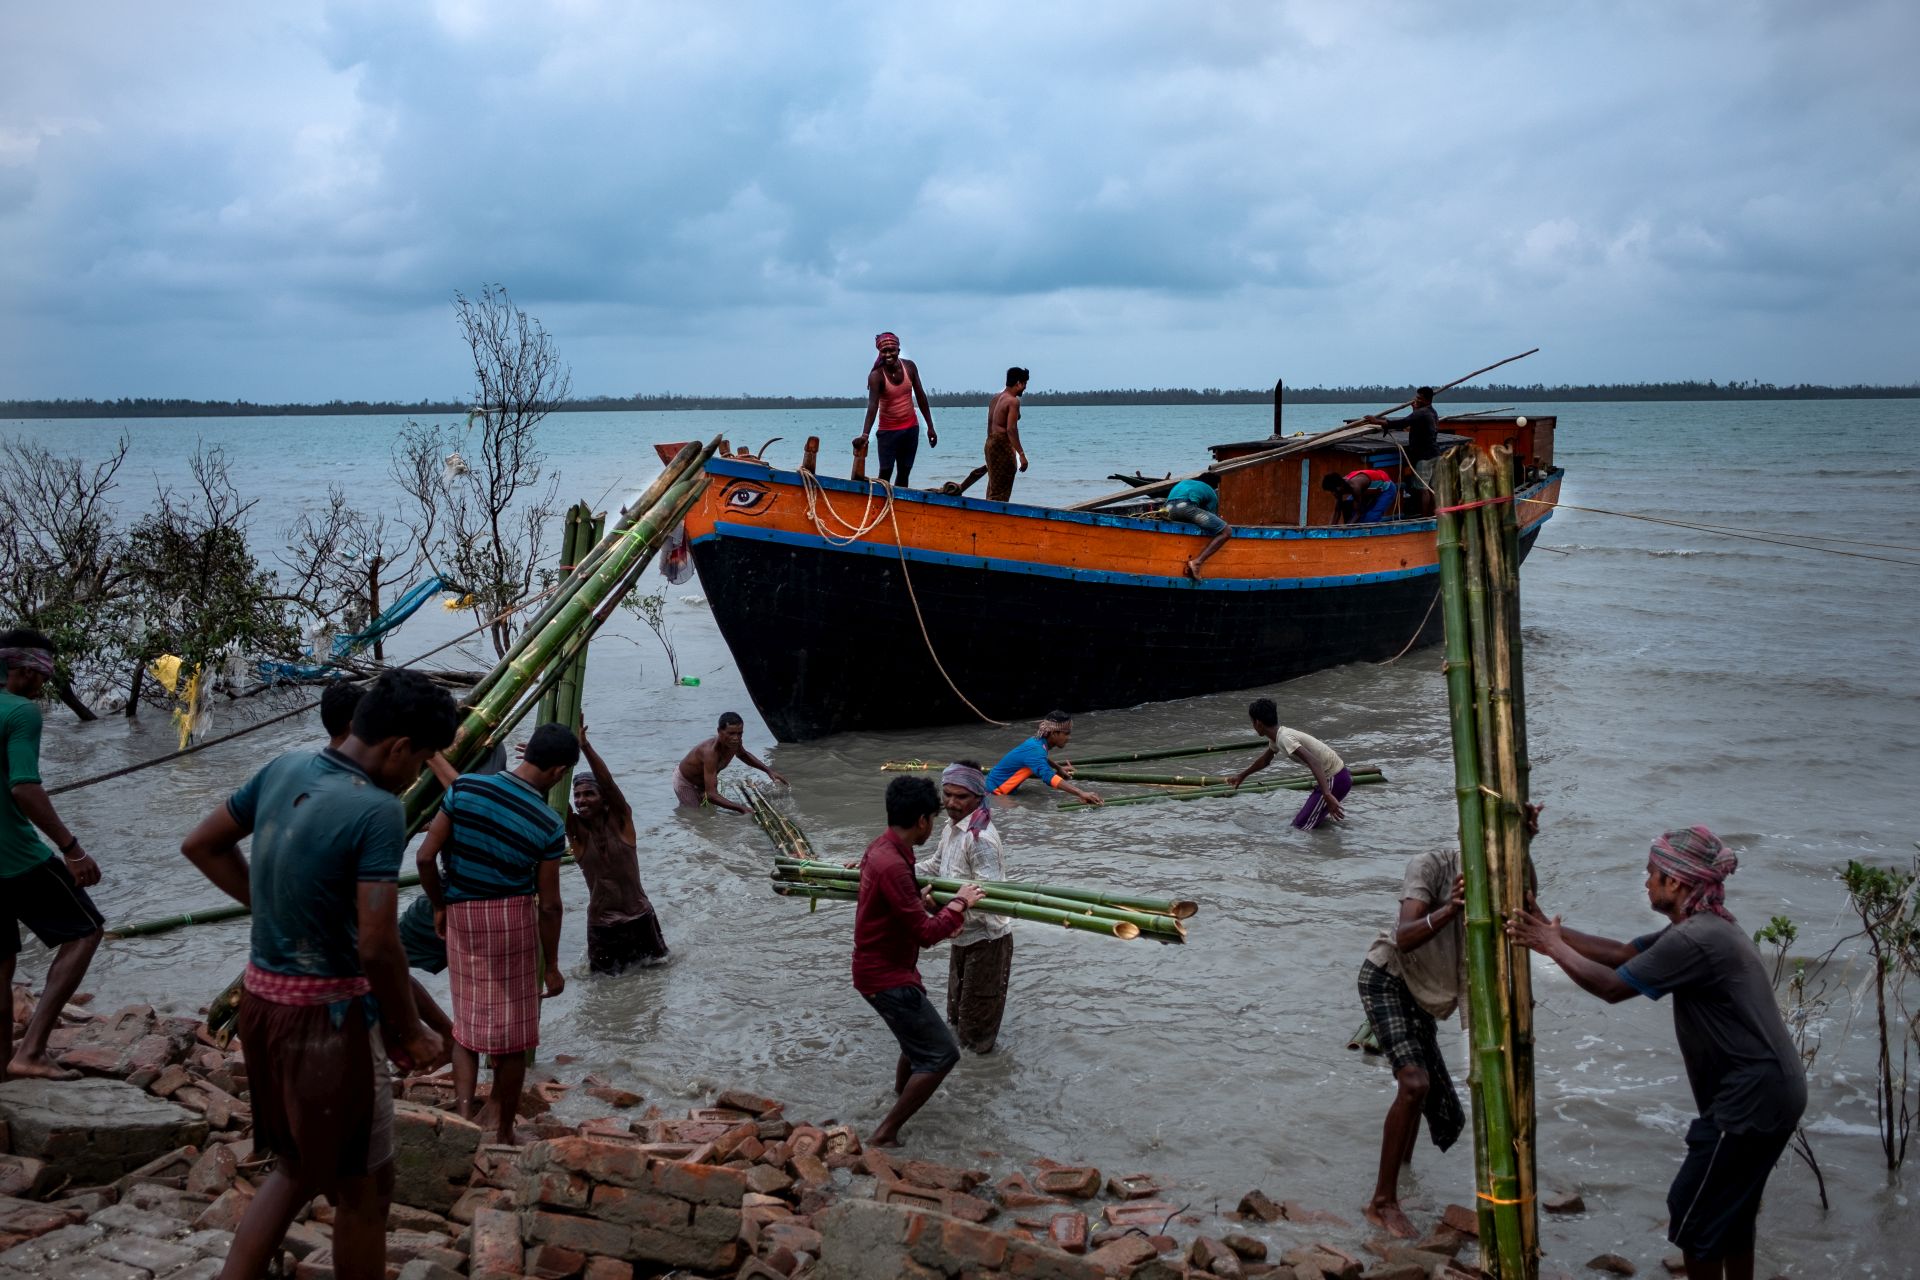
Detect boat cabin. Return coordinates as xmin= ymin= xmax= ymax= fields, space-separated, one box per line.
xmin=1200 ymin=414 xmax=1556 ymax=527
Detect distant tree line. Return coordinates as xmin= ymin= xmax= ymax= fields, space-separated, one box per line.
xmin=4 ymin=378 xmax=1916 ymax=420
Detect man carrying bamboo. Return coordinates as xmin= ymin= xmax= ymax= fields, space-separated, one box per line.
xmin=674 ymin=711 xmax=786 ymax=812
xmin=1507 ymin=827 xmax=1804 ymax=1280
xmin=853 ymin=775 xmax=985 ymax=1147
xmin=569 ymin=723 xmax=669 ymax=973
xmin=916 ymin=762 xmax=1012 ymax=1053
xmin=1231 ymin=699 xmax=1349 ymax=828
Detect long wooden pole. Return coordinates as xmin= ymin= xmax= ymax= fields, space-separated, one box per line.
xmin=1068 ymin=348 xmax=1539 ymax=512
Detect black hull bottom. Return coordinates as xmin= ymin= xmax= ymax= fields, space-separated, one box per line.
xmin=693 ymin=532 xmax=1537 ymax=741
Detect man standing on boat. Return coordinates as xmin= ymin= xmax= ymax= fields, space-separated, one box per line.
xmin=917 ymin=762 xmax=1013 ymax=1053
xmin=1363 ymin=387 xmax=1440 ymax=518
xmin=854 ymin=775 xmax=985 ymax=1146
xmin=2 ymin=629 xmax=107 ymax=1081
xmin=858 ymin=332 xmax=937 ymax=488
xmin=1230 ymin=699 xmax=1349 ymax=828
xmin=1508 ymin=827 xmax=1804 ymax=1280
xmin=1164 ymin=477 xmax=1233 ymax=579
xmin=985 ymin=712 xmax=1105 ymax=806
xmin=984 ymin=367 xmax=1030 ymax=502
xmin=674 ymin=711 xmax=787 ymax=812
xmin=570 ymin=723 xmax=670 ymax=973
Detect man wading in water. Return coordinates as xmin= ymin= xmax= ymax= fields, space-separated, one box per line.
xmin=569 ymin=722 xmax=669 ymax=973
xmin=1230 ymin=698 xmax=1350 ymax=829
xmin=853 ymin=776 xmax=985 ymax=1147
xmin=674 ymin=711 xmax=786 ymax=813
xmin=857 ymin=331 xmax=936 ymax=488
xmin=1508 ymin=827 xmax=1804 ymax=1280
xmin=917 ymin=762 xmax=1014 ymax=1053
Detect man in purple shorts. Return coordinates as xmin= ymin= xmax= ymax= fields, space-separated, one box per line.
xmin=1229 ymin=698 xmax=1351 ymax=829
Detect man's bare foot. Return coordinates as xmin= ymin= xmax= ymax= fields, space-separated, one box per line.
xmin=6 ymin=1053 xmax=80 ymax=1081
xmin=1363 ymin=1199 xmax=1418 ymax=1239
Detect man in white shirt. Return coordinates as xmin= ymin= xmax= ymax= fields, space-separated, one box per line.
xmin=917 ymin=761 xmax=1014 ymax=1052
xmin=1229 ymin=698 xmax=1352 ymax=829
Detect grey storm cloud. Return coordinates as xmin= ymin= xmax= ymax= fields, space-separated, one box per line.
xmin=0 ymin=0 xmax=1915 ymax=399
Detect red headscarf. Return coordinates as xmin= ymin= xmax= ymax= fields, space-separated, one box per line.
xmin=1649 ymin=826 xmax=1739 ymax=922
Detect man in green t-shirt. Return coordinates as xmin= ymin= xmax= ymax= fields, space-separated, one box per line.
xmin=1 ymin=629 xmax=106 ymax=1081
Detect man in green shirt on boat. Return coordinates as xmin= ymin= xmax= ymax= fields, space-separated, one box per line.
xmin=1 ymin=629 xmax=107 ymax=1081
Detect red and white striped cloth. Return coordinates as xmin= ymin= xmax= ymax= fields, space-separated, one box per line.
xmin=242 ymin=963 xmax=371 ymax=1006
xmin=445 ymin=896 xmax=542 ymax=1054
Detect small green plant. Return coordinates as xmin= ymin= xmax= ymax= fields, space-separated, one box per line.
xmin=1842 ymin=859 xmax=1920 ymax=1172
xmin=1755 ymin=913 xmax=1830 ymax=1209
xmin=621 ymin=588 xmax=680 ymax=686
xmin=1755 ymin=914 xmax=1799 ymax=984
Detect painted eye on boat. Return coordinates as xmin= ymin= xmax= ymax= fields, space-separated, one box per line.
xmin=723 ymin=483 xmax=769 ymax=513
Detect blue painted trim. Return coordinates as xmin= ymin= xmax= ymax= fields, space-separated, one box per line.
xmin=694 ymin=521 xmax=1439 ymax=591
xmin=706 ymin=455 xmax=1558 ymax=543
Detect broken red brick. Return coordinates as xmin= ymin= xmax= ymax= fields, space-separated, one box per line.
xmin=580 ymin=1259 xmax=631 ymax=1280
xmin=714 ymin=1089 xmax=783 ymax=1117
xmin=1103 ymin=1200 xmax=1177 ymax=1229
xmin=786 ymin=1153 xmax=830 ymax=1188
xmin=1034 ymin=1166 xmax=1102 ymax=1199
xmin=1236 ymin=1189 xmax=1283 ymax=1223
xmin=895 ymin=1158 xmax=985 ymax=1193
xmin=1086 ymin=1233 xmax=1160 ymax=1272
xmin=469 ymin=1206 xmax=524 ymax=1275
xmin=185 ymin=1144 xmax=238 ymax=1197
xmin=1048 ymin=1211 xmax=1089 ymax=1254
xmin=1105 ymin=1172 xmax=1163 ymax=1201
xmin=1440 ymin=1204 xmax=1480 ymax=1238
xmin=587 ymin=1184 xmax=690 ymax=1231
xmin=523 ymin=1208 xmax=630 ymax=1258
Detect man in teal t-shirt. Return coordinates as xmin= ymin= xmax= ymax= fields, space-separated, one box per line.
xmin=1 ymin=629 xmax=106 ymax=1081
xmin=1164 ymin=478 xmax=1234 ymax=580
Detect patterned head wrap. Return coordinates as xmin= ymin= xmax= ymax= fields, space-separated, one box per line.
xmin=1036 ymin=716 xmax=1069 ymax=738
xmin=1649 ymin=826 xmax=1739 ymax=922
xmin=875 ymin=332 xmax=900 ymax=351
xmin=941 ymin=762 xmax=987 ymax=796
xmin=572 ymin=771 xmax=600 ymax=790
xmin=0 ymin=647 xmax=55 ymax=678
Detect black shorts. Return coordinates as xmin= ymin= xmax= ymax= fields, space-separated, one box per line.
xmin=864 ymin=983 xmax=959 ymax=1075
xmin=3 ymin=855 xmax=106 ymax=956
xmin=1667 ymin=1116 xmax=1794 ymax=1261
xmin=587 ymin=914 xmax=669 ymax=975
xmin=874 ymin=429 xmax=919 ymax=487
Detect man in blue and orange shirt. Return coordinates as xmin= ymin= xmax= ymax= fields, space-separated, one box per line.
xmin=984 ymin=712 xmax=1104 ymax=806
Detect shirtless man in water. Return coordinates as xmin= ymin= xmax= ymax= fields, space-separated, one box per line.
xmin=984 ymin=367 xmax=1031 ymax=502
xmin=674 ymin=711 xmax=787 ymax=813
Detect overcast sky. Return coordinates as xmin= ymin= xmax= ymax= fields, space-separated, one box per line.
xmin=1 ymin=1 xmax=1915 ymax=401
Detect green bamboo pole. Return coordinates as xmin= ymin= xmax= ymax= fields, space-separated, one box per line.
xmin=545 ymin=504 xmax=603 ymax=814
xmin=539 ymin=504 xmax=587 ymax=814
xmin=770 ymin=883 xmax=1149 ymax=941
xmin=1480 ymin=448 xmax=1539 ymax=1265
xmin=774 ymin=858 xmax=1197 ymax=920
xmin=1063 ymin=768 xmax=1236 ymax=786
xmin=770 ymin=864 xmax=1187 ymax=938
xmin=459 ymin=438 xmax=707 ymax=714
xmin=1438 ymin=453 xmax=1528 ymax=1276
xmin=1057 ymin=768 xmax=1386 ymax=810
xmin=1064 ymin=739 xmax=1268 ymax=766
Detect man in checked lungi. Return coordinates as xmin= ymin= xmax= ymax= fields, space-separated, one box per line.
xmin=916 ymin=761 xmax=1014 ymax=1053
xmin=416 ymin=722 xmax=578 ymax=1145
xmin=179 ymin=669 xmax=459 ymax=1280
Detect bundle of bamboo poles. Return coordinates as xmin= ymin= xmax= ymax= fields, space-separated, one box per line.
xmin=1435 ymin=445 xmax=1538 ymax=1278
xmin=534 ymin=502 xmax=605 ymax=814
xmin=1057 ymin=766 xmax=1386 ymax=810
xmin=770 ymin=859 xmax=1190 ymax=943
xmin=195 ymin=439 xmax=720 ymax=1033
xmin=738 ymin=783 xmax=1194 ymax=943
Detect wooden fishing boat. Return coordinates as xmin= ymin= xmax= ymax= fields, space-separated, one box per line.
xmin=660 ymin=413 xmax=1561 ymax=741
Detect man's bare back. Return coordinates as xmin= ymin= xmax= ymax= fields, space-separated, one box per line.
xmin=988 ymin=388 xmax=1020 ymax=440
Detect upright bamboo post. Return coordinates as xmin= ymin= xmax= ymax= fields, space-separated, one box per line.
xmin=1436 ymin=453 xmax=1531 ymax=1278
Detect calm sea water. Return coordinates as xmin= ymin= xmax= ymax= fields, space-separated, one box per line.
xmin=7 ymin=400 xmax=1920 ymax=1272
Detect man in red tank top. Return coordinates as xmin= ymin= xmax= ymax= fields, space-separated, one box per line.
xmin=857 ymin=332 xmax=937 ymax=487
xmin=1322 ymin=468 xmax=1400 ymax=524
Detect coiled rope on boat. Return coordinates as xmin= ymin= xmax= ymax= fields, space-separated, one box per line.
xmin=796 ymin=469 xmax=1009 ymax=727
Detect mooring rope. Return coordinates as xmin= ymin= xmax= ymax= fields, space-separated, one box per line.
xmin=796 ymin=470 xmax=1008 ymax=727
xmin=1522 ymin=497 xmax=1920 ymax=567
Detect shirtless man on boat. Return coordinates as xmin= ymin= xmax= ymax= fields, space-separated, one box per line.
xmin=675 ymin=711 xmax=787 ymax=813
xmin=984 ymin=367 xmax=1031 ymax=502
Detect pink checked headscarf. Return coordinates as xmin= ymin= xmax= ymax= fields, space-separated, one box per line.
xmin=1649 ymin=826 xmax=1739 ymax=922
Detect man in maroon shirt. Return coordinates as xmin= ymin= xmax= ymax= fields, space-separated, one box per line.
xmin=854 ymin=776 xmax=986 ymax=1147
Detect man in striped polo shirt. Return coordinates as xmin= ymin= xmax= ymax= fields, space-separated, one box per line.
xmin=416 ymin=722 xmax=578 ymax=1144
